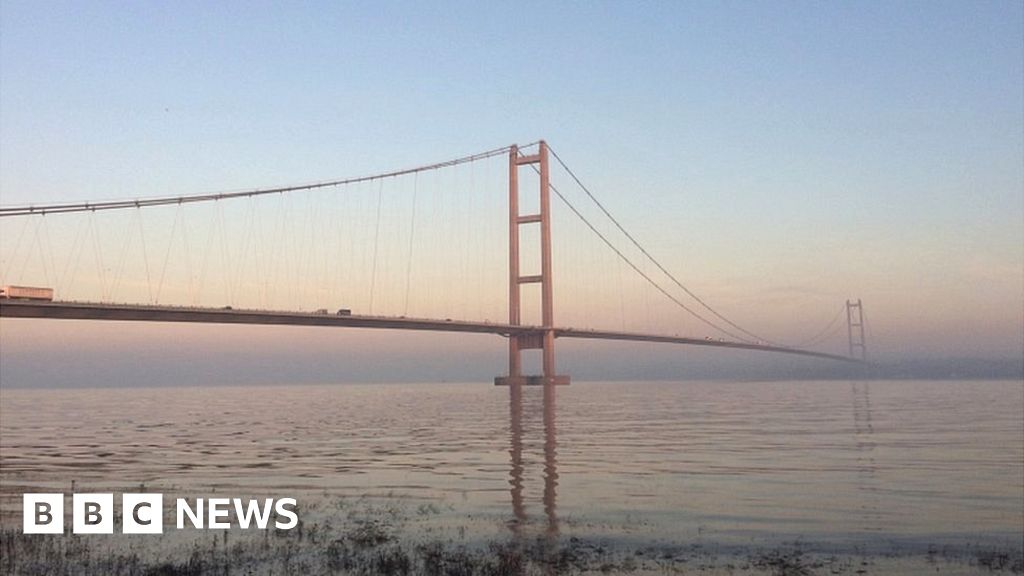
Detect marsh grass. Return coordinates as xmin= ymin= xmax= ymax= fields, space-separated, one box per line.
xmin=0 ymin=497 xmax=1020 ymax=575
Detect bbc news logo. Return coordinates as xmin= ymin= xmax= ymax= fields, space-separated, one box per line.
xmin=23 ymin=493 xmax=298 ymax=534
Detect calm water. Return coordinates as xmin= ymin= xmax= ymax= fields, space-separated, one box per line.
xmin=1 ymin=379 xmax=1022 ymax=553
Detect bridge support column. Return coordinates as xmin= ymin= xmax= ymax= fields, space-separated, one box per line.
xmin=846 ymin=299 xmax=867 ymax=361
xmin=496 ymin=141 xmax=570 ymax=387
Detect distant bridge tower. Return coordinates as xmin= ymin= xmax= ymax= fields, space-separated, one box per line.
xmin=846 ymin=299 xmax=867 ymax=361
xmin=495 ymin=141 xmax=570 ymax=386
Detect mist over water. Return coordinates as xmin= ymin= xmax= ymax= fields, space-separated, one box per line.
xmin=1 ymin=379 xmax=1021 ymax=555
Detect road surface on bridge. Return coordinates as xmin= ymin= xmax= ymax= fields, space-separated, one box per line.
xmin=0 ymin=300 xmax=858 ymax=363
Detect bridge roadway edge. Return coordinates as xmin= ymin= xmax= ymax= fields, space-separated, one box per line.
xmin=0 ymin=300 xmax=861 ymax=365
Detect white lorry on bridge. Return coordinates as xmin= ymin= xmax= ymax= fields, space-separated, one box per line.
xmin=0 ymin=285 xmax=54 ymax=301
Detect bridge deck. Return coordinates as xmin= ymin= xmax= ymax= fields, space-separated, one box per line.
xmin=0 ymin=300 xmax=858 ymax=363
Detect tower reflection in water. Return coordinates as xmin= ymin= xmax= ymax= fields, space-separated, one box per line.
xmin=507 ymin=381 xmax=558 ymax=539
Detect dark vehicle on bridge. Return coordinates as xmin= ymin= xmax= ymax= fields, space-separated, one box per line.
xmin=337 ymin=309 xmax=351 ymax=316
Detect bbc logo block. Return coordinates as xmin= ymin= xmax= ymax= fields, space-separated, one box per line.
xmin=123 ymin=493 xmax=163 ymax=534
xmin=24 ymin=493 xmax=163 ymax=534
xmin=72 ymin=493 xmax=113 ymax=534
xmin=23 ymin=494 xmax=63 ymax=534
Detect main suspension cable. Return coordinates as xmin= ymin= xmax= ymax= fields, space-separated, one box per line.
xmin=792 ymin=305 xmax=846 ymax=348
xmin=548 ymin=145 xmax=781 ymax=346
xmin=547 ymin=178 xmax=752 ymax=342
xmin=0 ymin=144 xmax=522 ymax=217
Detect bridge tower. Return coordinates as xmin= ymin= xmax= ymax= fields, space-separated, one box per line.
xmin=846 ymin=299 xmax=867 ymax=361
xmin=495 ymin=141 xmax=570 ymax=386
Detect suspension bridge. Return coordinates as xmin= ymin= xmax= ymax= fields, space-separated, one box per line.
xmin=0 ymin=140 xmax=866 ymax=385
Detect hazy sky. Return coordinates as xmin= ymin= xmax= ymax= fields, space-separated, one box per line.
xmin=1 ymin=1 xmax=1021 ymax=385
